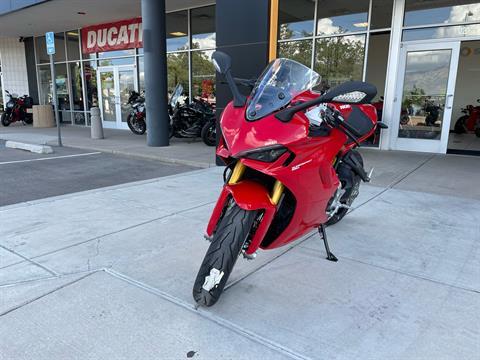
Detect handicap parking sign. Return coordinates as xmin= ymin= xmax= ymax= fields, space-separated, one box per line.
xmin=46 ymin=32 xmax=55 ymax=55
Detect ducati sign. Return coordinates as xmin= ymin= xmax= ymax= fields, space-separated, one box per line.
xmin=81 ymin=18 xmax=143 ymax=54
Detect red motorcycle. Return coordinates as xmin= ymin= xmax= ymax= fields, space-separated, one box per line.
xmin=193 ymin=52 xmax=387 ymax=306
xmin=1 ymin=90 xmax=33 ymax=126
xmin=454 ymin=100 xmax=480 ymax=137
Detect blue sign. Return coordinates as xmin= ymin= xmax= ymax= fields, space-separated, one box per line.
xmin=46 ymin=32 xmax=55 ymax=55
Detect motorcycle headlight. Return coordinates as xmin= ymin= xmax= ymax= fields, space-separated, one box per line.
xmin=6 ymin=101 xmax=14 ymax=108
xmin=237 ymin=145 xmax=288 ymax=163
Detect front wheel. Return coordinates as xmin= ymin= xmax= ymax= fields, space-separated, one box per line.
xmin=193 ymin=202 xmax=257 ymax=307
xmin=201 ymin=119 xmax=216 ymax=146
xmin=454 ymin=115 xmax=468 ymax=134
xmin=475 ymin=128 xmax=480 ymax=138
xmin=1 ymin=113 xmax=11 ymax=126
xmin=127 ymin=114 xmax=146 ymax=135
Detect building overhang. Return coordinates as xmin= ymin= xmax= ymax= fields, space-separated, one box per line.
xmin=0 ymin=0 xmax=214 ymax=38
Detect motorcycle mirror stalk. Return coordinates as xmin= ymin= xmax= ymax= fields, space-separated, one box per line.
xmin=212 ymin=51 xmax=246 ymax=107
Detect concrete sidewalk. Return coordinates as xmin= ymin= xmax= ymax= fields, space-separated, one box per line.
xmin=1 ymin=151 xmax=479 ymax=359
xmin=0 ymin=124 xmax=216 ymax=168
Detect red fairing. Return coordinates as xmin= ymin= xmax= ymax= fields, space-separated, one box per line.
xmin=208 ymin=88 xmax=378 ymax=253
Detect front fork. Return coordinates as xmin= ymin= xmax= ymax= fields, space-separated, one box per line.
xmin=206 ymin=161 xmax=284 ymax=255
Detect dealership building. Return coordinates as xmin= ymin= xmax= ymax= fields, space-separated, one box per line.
xmin=0 ymin=0 xmax=479 ymax=155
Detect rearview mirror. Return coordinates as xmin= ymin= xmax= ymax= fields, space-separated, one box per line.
xmin=212 ymin=51 xmax=231 ymax=75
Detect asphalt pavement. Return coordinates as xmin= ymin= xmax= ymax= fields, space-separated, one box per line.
xmin=0 ymin=140 xmax=195 ymax=206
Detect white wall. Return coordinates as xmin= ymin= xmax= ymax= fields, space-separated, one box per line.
xmin=0 ymin=37 xmax=29 ymax=106
xmin=451 ymin=40 xmax=480 ymax=129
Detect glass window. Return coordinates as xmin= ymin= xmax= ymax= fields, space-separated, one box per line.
xmin=314 ymin=35 xmax=366 ymax=91
xmin=404 ymin=0 xmax=480 ymax=27
xmin=167 ymin=52 xmax=189 ymax=98
xmin=192 ymin=50 xmax=216 ymax=102
xmin=98 ymin=57 xmax=135 ymax=66
xmin=35 ymin=36 xmax=49 ymax=64
xmin=278 ymin=40 xmax=313 ymax=67
xmin=69 ymin=62 xmax=84 ymax=111
xmin=66 ymin=30 xmax=81 ymax=60
xmin=279 ymin=0 xmax=315 ymax=40
xmin=37 ymin=64 xmax=51 ymax=104
xmin=138 ymin=56 xmax=145 ymax=92
xmin=403 ymin=24 xmax=480 ymax=41
xmin=398 ymin=49 xmax=452 ymax=140
xmin=191 ymin=6 xmax=216 ymax=49
xmin=370 ymin=0 xmax=394 ymax=30
xmin=316 ymin=0 xmax=370 ymax=35
xmin=83 ymin=61 xmax=98 ymax=110
xmin=53 ymin=32 xmax=66 ymax=62
xmin=98 ymin=49 xmax=135 ymax=58
xmin=167 ymin=10 xmax=189 ymax=51
xmin=55 ymin=63 xmax=70 ymax=123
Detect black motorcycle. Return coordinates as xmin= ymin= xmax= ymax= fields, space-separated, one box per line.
xmin=126 ymin=90 xmax=146 ymax=135
xmin=169 ymin=84 xmax=216 ymax=146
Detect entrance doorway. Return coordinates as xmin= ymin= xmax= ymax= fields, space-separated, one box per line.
xmin=448 ymin=40 xmax=480 ymax=154
xmin=97 ymin=65 xmax=137 ymax=129
xmin=391 ymin=42 xmax=460 ymax=153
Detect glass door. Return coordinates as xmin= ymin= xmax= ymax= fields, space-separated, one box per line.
xmin=392 ymin=42 xmax=460 ymax=153
xmin=97 ymin=65 xmax=137 ymax=129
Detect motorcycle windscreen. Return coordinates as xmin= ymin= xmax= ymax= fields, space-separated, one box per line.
xmin=246 ymin=58 xmax=321 ymax=121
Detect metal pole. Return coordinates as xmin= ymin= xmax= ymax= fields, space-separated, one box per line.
xmin=49 ymin=54 xmax=62 ymax=146
xmin=141 ymin=0 xmax=169 ymax=146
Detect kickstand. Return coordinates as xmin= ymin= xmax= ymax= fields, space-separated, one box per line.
xmin=318 ymin=224 xmax=338 ymax=262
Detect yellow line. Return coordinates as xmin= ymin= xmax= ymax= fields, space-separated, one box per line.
xmin=269 ymin=0 xmax=279 ymax=61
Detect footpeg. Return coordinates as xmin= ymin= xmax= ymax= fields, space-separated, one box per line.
xmin=318 ymin=224 xmax=338 ymax=262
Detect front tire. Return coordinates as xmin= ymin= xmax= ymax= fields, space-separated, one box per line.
xmin=1 ymin=113 xmax=11 ymax=126
xmin=193 ymin=203 xmax=257 ymax=307
xmin=127 ymin=114 xmax=146 ymax=135
xmin=201 ymin=119 xmax=216 ymax=146
xmin=475 ymin=128 xmax=480 ymax=138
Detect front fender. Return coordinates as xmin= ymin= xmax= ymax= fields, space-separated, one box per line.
xmin=206 ymin=180 xmax=277 ymax=255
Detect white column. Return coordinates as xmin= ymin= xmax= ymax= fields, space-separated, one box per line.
xmin=379 ymin=0 xmax=405 ymax=150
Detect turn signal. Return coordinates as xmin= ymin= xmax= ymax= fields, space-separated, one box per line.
xmin=237 ymin=145 xmax=288 ymax=163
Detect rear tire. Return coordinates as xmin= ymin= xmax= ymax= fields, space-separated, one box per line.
xmin=1 ymin=113 xmax=11 ymax=127
xmin=193 ymin=203 xmax=257 ymax=307
xmin=326 ymin=151 xmax=363 ymax=226
xmin=127 ymin=114 xmax=146 ymax=135
xmin=454 ymin=115 xmax=468 ymax=134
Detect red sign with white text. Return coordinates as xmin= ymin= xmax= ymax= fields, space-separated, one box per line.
xmin=81 ymin=18 xmax=143 ymax=54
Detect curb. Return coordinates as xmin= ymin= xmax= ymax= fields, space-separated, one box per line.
xmin=5 ymin=140 xmax=53 ymax=154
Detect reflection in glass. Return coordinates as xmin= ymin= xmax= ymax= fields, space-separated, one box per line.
xmin=404 ymin=0 xmax=480 ymax=27
xmin=119 ymin=69 xmax=136 ymax=123
xmin=138 ymin=56 xmax=145 ymax=92
xmin=55 ymin=63 xmax=70 ymax=122
xmin=38 ymin=64 xmax=52 ymax=105
xmin=35 ymin=36 xmax=49 ymax=64
xmin=403 ymin=24 xmax=480 ymax=41
xmin=316 ymin=0 xmax=369 ymax=35
xmin=98 ymin=50 xmax=135 ymax=59
xmin=314 ymin=35 xmax=365 ymax=91
xmin=69 ymin=62 xmax=83 ymax=111
xmin=100 ymin=71 xmax=116 ymax=122
xmin=167 ymin=11 xmax=189 ymax=51
xmin=54 ymin=32 xmax=66 ymax=62
xmin=84 ymin=61 xmax=98 ymax=109
xmin=398 ymin=50 xmax=451 ymax=140
xmin=167 ymin=52 xmax=189 ymax=98
xmin=278 ymin=40 xmax=313 ymax=68
xmin=192 ymin=50 xmax=216 ymax=102
xmin=279 ymin=0 xmax=315 ymax=40
xmin=191 ymin=6 xmax=216 ymax=49
xmin=370 ymin=0 xmax=394 ymax=29
xmin=98 ymin=57 xmax=135 ymax=66
xmin=66 ymin=30 xmax=80 ymax=60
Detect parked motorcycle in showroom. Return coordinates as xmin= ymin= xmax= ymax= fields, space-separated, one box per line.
xmin=1 ymin=90 xmax=34 ymax=126
xmin=169 ymin=84 xmax=217 ymax=146
xmin=192 ymin=51 xmax=387 ymax=306
xmin=126 ymin=90 xmax=146 ymax=135
xmin=454 ymin=100 xmax=480 ymax=137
